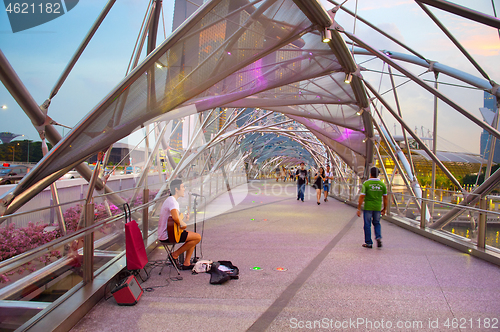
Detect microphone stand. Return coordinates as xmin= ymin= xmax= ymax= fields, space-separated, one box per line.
xmin=193 ymin=195 xmax=199 ymax=263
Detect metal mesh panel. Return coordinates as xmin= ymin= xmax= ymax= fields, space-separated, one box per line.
xmin=14 ymin=0 xmax=317 ymax=196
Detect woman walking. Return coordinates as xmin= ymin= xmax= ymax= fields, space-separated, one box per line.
xmin=313 ymin=167 xmax=326 ymax=205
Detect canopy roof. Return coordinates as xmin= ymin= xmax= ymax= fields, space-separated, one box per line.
xmin=2 ymin=0 xmax=371 ymax=210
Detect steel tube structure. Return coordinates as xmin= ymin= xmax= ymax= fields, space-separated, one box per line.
xmin=49 ymin=0 xmax=117 ymax=100
xmin=365 ymin=81 xmax=463 ymax=191
xmin=416 ymin=1 xmax=491 ymax=81
xmin=346 ymin=32 xmax=500 ymax=141
xmin=351 ymin=48 xmax=499 ymax=97
xmin=0 ymin=50 xmax=130 ymax=216
xmin=416 ymin=0 xmax=500 ymax=29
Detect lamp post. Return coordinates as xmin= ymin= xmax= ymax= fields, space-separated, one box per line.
xmin=22 ymin=134 xmax=30 ymax=163
xmin=12 ymin=143 xmax=19 ymax=162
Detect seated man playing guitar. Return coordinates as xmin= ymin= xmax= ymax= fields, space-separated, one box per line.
xmin=158 ymin=178 xmax=201 ymax=270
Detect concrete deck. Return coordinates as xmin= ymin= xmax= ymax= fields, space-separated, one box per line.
xmin=71 ymin=180 xmax=500 ymax=332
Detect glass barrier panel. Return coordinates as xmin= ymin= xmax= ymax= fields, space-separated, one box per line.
xmin=0 ymin=231 xmax=85 ymax=304
xmin=92 ymin=215 xmax=126 ymax=275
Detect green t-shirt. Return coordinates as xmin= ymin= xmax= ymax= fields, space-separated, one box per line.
xmin=361 ymin=178 xmax=387 ymax=211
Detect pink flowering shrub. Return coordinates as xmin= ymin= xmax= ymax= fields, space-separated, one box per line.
xmin=128 ymin=190 xmax=159 ymax=208
xmin=0 ymin=222 xmax=59 ymax=262
xmin=0 ymin=222 xmax=61 ymax=283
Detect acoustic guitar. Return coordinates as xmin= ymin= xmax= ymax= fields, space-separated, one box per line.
xmin=167 ymin=216 xmax=181 ymax=243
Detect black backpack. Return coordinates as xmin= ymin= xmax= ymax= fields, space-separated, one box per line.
xmin=208 ymin=261 xmax=239 ymax=284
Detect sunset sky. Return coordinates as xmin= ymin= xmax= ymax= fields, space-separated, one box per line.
xmin=0 ymin=0 xmax=499 ymax=155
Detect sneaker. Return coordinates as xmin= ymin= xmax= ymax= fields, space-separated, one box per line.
xmin=362 ymin=244 xmax=372 ymax=248
xmin=324 ymin=198 xmax=327 ymax=202
xmin=317 ymin=202 xmax=320 ymax=205
xmin=301 ymin=199 xmax=304 ymax=202
xmin=297 ymin=197 xmax=299 ymax=200
xmin=376 ymin=239 xmax=382 ymax=248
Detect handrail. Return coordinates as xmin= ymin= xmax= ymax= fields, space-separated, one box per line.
xmin=0 ymin=196 xmax=164 ymax=274
xmin=0 ymin=173 xmax=246 ymax=276
xmin=0 ymin=197 xmax=86 ymax=221
xmin=331 ymin=182 xmax=498 ymax=216
xmin=0 ymin=182 xmax=162 ymax=223
xmin=393 ymin=191 xmax=500 ymax=217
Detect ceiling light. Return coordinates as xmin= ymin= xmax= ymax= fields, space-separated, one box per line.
xmin=344 ymin=73 xmax=352 ymax=84
xmin=321 ymin=28 xmax=331 ymax=43
xmin=356 ymin=108 xmax=364 ymax=116
xmin=1 ymin=105 xmax=7 ymax=109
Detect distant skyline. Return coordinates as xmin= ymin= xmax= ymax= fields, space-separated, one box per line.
xmin=0 ymin=0 xmax=499 ymax=155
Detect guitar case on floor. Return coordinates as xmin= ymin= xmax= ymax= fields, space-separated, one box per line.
xmin=208 ymin=261 xmax=239 ymax=284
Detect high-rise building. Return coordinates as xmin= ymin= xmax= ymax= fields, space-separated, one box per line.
xmin=170 ymin=119 xmax=183 ymax=150
xmin=172 ymin=0 xmax=203 ymax=31
xmin=480 ymin=92 xmax=500 ymax=162
xmin=171 ymin=0 xmax=305 ymax=144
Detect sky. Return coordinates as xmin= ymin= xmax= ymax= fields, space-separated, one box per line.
xmin=0 ymin=0 xmax=499 ymax=155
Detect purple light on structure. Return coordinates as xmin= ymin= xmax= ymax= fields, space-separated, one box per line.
xmin=243 ymin=58 xmax=264 ymax=95
xmin=227 ymin=51 xmax=231 ymax=55
xmin=309 ymin=52 xmax=313 ymax=55
xmin=338 ymin=128 xmax=354 ymax=142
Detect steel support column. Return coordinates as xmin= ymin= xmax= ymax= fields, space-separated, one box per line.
xmin=83 ymin=203 xmax=95 ymax=284
xmin=431 ymin=71 xmax=439 ymax=219
xmin=142 ymin=188 xmax=149 ymax=241
xmin=478 ymin=197 xmax=487 ymax=249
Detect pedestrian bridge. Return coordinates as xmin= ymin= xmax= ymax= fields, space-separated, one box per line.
xmin=1 ymin=0 xmax=500 ymax=330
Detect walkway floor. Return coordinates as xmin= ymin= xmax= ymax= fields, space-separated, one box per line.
xmin=71 ymin=180 xmax=500 ymax=332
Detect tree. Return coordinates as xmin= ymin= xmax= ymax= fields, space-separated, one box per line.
xmin=0 ymin=141 xmax=51 ymax=163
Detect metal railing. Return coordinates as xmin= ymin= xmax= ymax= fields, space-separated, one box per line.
xmin=329 ymin=181 xmax=500 ymax=252
xmin=0 ymin=169 xmax=248 ymax=330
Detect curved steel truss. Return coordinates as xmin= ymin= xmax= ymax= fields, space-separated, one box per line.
xmin=0 ymin=0 xmax=499 ymax=235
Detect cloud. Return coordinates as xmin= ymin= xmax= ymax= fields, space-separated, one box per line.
xmin=360 ymin=0 xmax=413 ymax=11
xmin=461 ymin=33 xmax=500 ymax=57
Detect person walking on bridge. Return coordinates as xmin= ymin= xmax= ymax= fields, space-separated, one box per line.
xmin=323 ymin=165 xmax=333 ymax=202
xmin=313 ymin=167 xmax=326 ymax=205
xmin=356 ymin=167 xmax=387 ymax=248
xmin=296 ymin=162 xmax=308 ymax=202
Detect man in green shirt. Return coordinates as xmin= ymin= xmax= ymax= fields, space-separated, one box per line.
xmin=357 ymin=167 xmax=387 ymax=248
